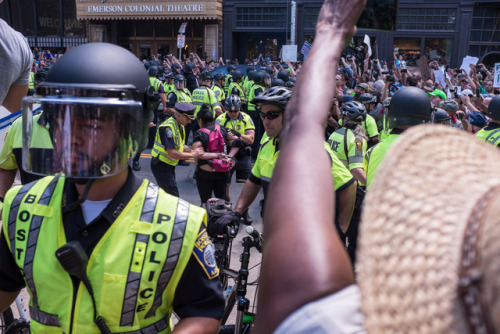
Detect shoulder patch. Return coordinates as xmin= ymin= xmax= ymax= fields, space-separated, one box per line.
xmin=355 ymin=139 xmax=363 ymax=151
xmin=193 ymin=229 xmax=219 ymax=279
xmin=215 ymin=119 xmax=221 ymax=125
xmin=248 ymin=118 xmax=255 ymax=127
xmin=166 ymin=129 xmax=174 ymax=138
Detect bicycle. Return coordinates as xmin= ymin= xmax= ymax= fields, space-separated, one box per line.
xmin=218 ymin=225 xmax=262 ymax=334
xmin=1 ymin=295 xmax=30 ymax=333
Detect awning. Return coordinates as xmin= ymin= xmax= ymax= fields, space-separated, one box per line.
xmin=76 ymin=0 xmax=222 ymax=21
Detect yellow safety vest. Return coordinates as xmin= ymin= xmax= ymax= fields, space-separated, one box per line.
xmin=227 ymin=82 xmax=245 ymax=100
xmin=364 ymin=133 xmax=400 ymax=189
xmin=216 ymin=112 xmax=255 ymax=136
xmin=475 ymin=126 xmax=500 ymax=146
xmin=29 ymin=71 xmax=35 ymax=90
xmin=152 ymin=118 xmax=185 ymax=166
xmin=191 ymin=86 xmax=219 ymax=118
xmin=247 ymin=84 xmax=264 ymax=112
xmin=2 ymin=174 xmax=205 ymax=333
xmin=212 ymin=85 xmax=226 ymax=104
xmin=164 ymin=83 xmax=175 ymax=94
xmin=149 ymin=77 xmax=162 ymax=92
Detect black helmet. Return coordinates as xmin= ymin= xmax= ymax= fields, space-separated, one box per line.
xmin=225 ymin=94 xmax=241 ymax=112
xmin=171 ymin=63 xmax=181 ymax=72
xmin=184 ymin=63 xmax=194 ymax=73
xmin=263 ymin=72 xmax=272 ymax=87
xmin=341 ymin=101 xmax=367 ymax=123
xmin=174 ymin=74 xmax=186 ymax=83
xmin=30 ymin=43 xmax=154 ymax=179
xmin=247 ymin=69 xmax=256 ymax=81
xmin=232 ymin=70 xmax=243 ymax=81
xmin=277 ymin=69 xmax=290 ymax=82
xmin=200 ymin=71 xmax=212 ymax=81
xmin=386 ymin=87 xmax=432 ymax=130
xmin=148 ymin=65 xmax=159 ymax=77
xmin=487 ymin=95 xmax=500 ymax=121
xmin=165 ymin=72 xmax=175 ymax=79
xmin=432 ymin=108 xmax=452 ymax=126
xmin=264 ymin=67 xmax=274 ymax=74
xmin=251 ymin=86 xmax=292 ymax=109
xmin=359 ymin=93 xmax=377 ymax=105
xmin=271 ymin=78 xmax=286 ymax=87
xmin=254 ymin=71 xmax=267 ymax=87
xmin=144 ymin=62 xmax=151 ymax=70
xmin=228 ymin=65 xmax=236 ymax=72
xmin=285 ymin=77 xmax=295 ymax=88
xmin=213 ymin=72 xmax=225 ymax=81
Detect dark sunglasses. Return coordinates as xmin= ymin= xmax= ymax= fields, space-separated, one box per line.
xmin=259 ymin=110 xmax=281 ymax=120
xmin=228 ymin=109 xmax=239 ymax=113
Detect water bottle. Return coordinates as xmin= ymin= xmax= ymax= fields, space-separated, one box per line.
xmin=223 ymin=286 xmax=232 ymax=300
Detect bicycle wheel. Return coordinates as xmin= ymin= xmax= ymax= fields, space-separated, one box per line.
xmin=0 ymin=308 xmax=14 ymax=333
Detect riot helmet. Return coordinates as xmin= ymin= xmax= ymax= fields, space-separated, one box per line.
xmin=232 ymin=70 xmax=243 ymax=81
xmin=148 ymin=65 xmax=159 ymax=77
xmin=263 ymin=72 xmax=272 ymax=87
xmin=225 ymin=94 xmax=242 ymax=112
xmin=213 ymin=72 xmax=225 ymax=81
xmin=271 ymin=78 xmax=286 ymax=87
xmin=164 ymin=72 xmax=175 ymax=80
xmin=174 ymin=74 xmax=186 ymax=90
xmin=277 ymin=69 xmax=290 ymax=82
xmin=359 ymin=93 xmax=377 ymax=105
xmin=184 ymin=63 xmax=194 ymax=74
xmin=200 ymin=70 xmax=212 ymax=82
xmin=386 ymin=87 xmax=432 ymax=131
xmin=254 ymin=71 xmax=267 ymax=87
xmin=432 ymin=108 xmax=452 ymax=126
xmin=341 ymin=101 xmax=367 ymax=123
xmin=487 ymin=95 xmax=500 ymax=121
xmin=24 ymin=43 xmax=154 ymax=179
xmin=247 ymin=70 xmax=256 ymax=82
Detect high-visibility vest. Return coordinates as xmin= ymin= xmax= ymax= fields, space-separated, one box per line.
xmin=152 ymin=117 xmax=185 ymax=166
xmin=191 ymin=86 xmax=219 ymax=118
xmin=247 ymin=84 xmax=264 ymax=112
xmin=2 ymin=174 xmax=205 ymax=333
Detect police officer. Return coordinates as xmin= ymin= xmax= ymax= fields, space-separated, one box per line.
xmin=224 ymin=64 xmax=236 ymax=94
xmin=211 ymin=72 xmax=227 ymax=109
xmin=227 ymin=70 xmax=248 ymax=105
xmin=243 ymin=69 xmax=256 ymax=101
xmin=247 ymin=71 xmax=267 ymax=159
xmin=213 ymin=87 xmax=356 ymax=237
xmin=475 ymin=95 xmax=500 ymax=146
xmin=151 ymin=102 xmax=203 ymax=196
xmin=0 ymin=43 xmax=224 ymax=333
xmin=355 ymin=93 xmax=379 ymax=147
xmin=163 ymin=71 xmax=175 ymax=94
xmin=216 ymin=95 xmax=255 ymax=223
xmin=183 ymin=63 xmax=199 ymax=93
xmin=432 ymin=108 xmax=453 ymax=126
xmin=192 ymin=71 xmax=222 ymax=120
xmin=166 ymin=74 xmax=192 ymax=116
xmin=364 ymin=87 xmax=432 ymax=189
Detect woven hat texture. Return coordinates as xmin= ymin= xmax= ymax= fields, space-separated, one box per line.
xmin=357 ymin=124 xmax=500 ymax=333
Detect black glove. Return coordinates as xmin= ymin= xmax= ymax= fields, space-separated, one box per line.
xmin=208 ymin=212 xmax=241 ymax=236
xmin=229 ymin=129 xmax=241 ymax=138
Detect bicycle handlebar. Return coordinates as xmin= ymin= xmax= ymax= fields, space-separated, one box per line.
xmin=245 ymin=226 xmax=263 ymax=253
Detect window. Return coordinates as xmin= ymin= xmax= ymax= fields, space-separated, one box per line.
xmin=397 ymin=8 xmax=456 ymax=31
xmin=304 ymin=7 xmax=320 ymax=29
xmin=468 ymin=4 xmax=500 ymax=57
xmin=236 ymin=7 xmax=287 ymax=28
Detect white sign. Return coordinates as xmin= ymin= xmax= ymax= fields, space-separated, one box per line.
xmin=177 ymin=35 xmax=185 ymax=48
xmin=434 ymin=69 xmax=446 ymax=88
xmin=494 ymin=63 xmax=500 ymax=88
xmin=460 ymin=56 xmax=479 ymax=75
xmin=179 ymin=22 xmax=187 ymax=34
xmin=282 ymin=45 xmax=297 ymax=62
xmin=364 ymin=34 xmax=372 ymax=58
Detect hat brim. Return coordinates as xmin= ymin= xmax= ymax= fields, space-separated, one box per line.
xmin=358 ymin=124 xmax=500 ymax=332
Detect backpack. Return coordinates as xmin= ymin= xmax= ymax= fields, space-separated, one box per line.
xmin=199 ymin=125 xmax=231 ymax=172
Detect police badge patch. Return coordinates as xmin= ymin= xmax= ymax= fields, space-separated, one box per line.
xmin=193 ymin=229 xmax=219 ymax=279
xmin=167 ymin=129 xmax=174 ymax=138
xmin=355 ymin=139 xmax=363 ymax=151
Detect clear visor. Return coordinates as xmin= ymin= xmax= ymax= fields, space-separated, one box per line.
xmin=22 ymin=96 xmax=143 ymax=179
xmin=175 ymin=80 xmax=185 ymax=90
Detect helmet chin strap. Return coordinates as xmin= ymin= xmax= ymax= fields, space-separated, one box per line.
xmin=64 ymin=179 xmax=95 ymax=213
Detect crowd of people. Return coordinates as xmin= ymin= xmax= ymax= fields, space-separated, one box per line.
xmin=1 ymin=0 xmax=500 ymax=331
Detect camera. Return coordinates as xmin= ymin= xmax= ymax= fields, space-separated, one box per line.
xmin=382 ymin=70 xmax=393 ymax=75
xmin=387 ymin=75 xmax=395 ymax=83
xmin=401 ymin=69 xmax=408 ymax=73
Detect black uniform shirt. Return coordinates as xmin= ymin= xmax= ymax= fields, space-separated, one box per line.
xmin=0 ymin=169 xmax=224 ymax=319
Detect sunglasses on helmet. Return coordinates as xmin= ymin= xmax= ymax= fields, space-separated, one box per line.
xmin=259 ymin=110 xmax=281 ymax=120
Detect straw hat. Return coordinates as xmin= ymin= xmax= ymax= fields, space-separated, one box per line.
xmin=357 ymin=124 xmax=500 ymax=333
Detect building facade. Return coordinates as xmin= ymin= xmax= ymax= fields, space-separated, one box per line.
xmin=1 ymin=0 xmax=498 ymax=66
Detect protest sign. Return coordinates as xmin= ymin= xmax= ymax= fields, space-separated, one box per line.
xmin=282 ymin=45 xmax=298 ymax=62
xmin=494 ymin=63 xmax=500 ymax=88
xmin=460 ymin=56 xmax=479 ymax=75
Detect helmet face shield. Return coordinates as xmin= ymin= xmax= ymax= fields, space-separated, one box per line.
xmin=23 ymin=96 xmax=142 ymax=179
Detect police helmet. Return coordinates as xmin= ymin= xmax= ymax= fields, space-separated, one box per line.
xmin=165 ymin=72 xmax=175 ymax=80
xmin=263 ymin=72 xmax=272 ymax=87
xmin=247 ymin=69 xmax=256 ymax=82
xmin=144 ymin=62 xmax=151 ymax=70
xmin=213 ymin=72 xmax=225 ymax=81
xmin=271 ymin=78 xmax=286 ymax=87
xmin=277 ymin=69 xmax=290 ymax=82
xmin=386 ymin=87 xmax=432 ymax=130
xmin=28 ymin=43 xmax=154 ymax=179
xmin=264 ymin=67 xmax=274 ymax=74
xmin=341 ymin=101 xmax=367 ymax=123
xmin=487 ymin=95 xmax=500 ymax=121
xmin=174 ymin=74 xmax=186 ymax=83
xmin=200 ymin=70 xmax=212 ymax=81
xmin=254 ymin=71 xmax=267 ymax=87
xmin=228 ymin=65 xmax=236 ymax=73
xmin=171 ymin=63 xmax=181 ymax=72
xmin=251 ymin=86 xmax=292 ymax=110
xmin=184 ymin=63 xmax=194 ymax=74
xmin=148 ymin=65 xmax=159 ymax=77
xmin=225 ymin=94 xmax=242 ymax=112
xmin=359 ymin=93 xmax=377 ymax=105
xmin=432 ymin=108 xmax=452 ymax=126
xmin=232 ymin=70 xmax=243 ymax=81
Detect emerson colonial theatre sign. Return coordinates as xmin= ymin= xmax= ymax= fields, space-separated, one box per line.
xmin=86 ymin=4 xmax=205 ymax=14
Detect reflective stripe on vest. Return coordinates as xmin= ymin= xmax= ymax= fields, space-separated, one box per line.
xmin=115 ymin=316 xmax=169 ymax=334
xmin=152 ymin=118 xmax=184 ymax=166
xmin=120 ymin=182 xmax=160 ymax=326
xmin=150 ymin=77 xmax=161 ymax=92
xmin=484 ymin=128 xmax=500 ymax=145
xmin=8 ymin=176 xmax=60 ymax=308
xmin=30 ymin=305 xmax=61 ymax=327
xmin=145 ymin=198 xmax=189 ymax=319
xmin=248 ymin=84 xmax=264 ymax=111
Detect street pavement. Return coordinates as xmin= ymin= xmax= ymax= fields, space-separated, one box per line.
xmin=13 ymin=148 xmax=264 ymax=327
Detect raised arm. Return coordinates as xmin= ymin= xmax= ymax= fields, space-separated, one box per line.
xmin=254 ymin=0 xmax=365 ymax=332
